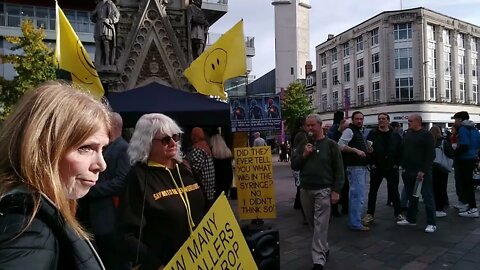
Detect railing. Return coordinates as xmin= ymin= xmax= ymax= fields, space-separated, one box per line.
xmin=204 ymin=0 xmax=228 ymax=4
xmin=207 ymin=33 xmax=255 ymax=49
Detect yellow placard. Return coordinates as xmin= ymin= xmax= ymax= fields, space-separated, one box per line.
xmin=164 ymin=194 xmax=258 ymax=270
xmin=234 ymin=146 xmax=276 ymax=220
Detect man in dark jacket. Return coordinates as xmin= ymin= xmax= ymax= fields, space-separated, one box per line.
xmin=292 ymin=114 xmax=344 ymax=270
xmin=78 ymin=112 xmax=131 ymax=269
xmin=362 ymin=113 xmax=403 ymax=226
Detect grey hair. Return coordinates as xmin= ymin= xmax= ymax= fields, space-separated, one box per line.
xmin=210 ymin=134 xmax=232 ymax=159
xmin=127 ymin=113 xmax=183 ymax=164
xmin=306 ymin=113 xmax=323 ymax=125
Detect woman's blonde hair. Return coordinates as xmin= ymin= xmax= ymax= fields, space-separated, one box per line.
xmin=210 ymin=134 xmax=232 ymax=159
xmin=0 ymin=81 xmax=112 ymax=239
xmin=430 ymin=125 xmax=443 ymax=142
xmin=128 ymin=113 xmax=183 ymax=164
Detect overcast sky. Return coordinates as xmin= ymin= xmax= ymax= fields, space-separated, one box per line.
xmin=209 ymin=0 xmax=480 ymax=79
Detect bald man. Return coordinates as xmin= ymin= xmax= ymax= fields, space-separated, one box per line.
xmin=397 ymin=114 xmax=436 ymax=233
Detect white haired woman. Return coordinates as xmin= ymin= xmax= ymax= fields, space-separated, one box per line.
xmin=119 ymin=113 xmax=206 ymax=270
xmin=210 ymin=134 xmax=233 ymax=198
xmin=0 ymin=82 xmax=111 ymax=269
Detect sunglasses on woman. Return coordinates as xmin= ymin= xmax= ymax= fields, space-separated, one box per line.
xmin=153 ymin=134 xmax=181 ymax=145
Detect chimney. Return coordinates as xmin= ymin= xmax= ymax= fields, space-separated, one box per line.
xmin=327 ymin=34 xmax=335 ymax=40
xmin=305 ymin=61 xmax=313 ymax=74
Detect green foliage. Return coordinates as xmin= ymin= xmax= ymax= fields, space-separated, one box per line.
xmin=0 ymin=20 xmax=56 ymax=120
xmin=281 ymin=80 xmax=314 ymax=133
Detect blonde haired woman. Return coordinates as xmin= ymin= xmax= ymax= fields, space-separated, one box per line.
xmin=119 ymin=113 xmax=205 ymax=270
xmin=0 ymin=82 xmax=111 ymax=269
xmin=210 ymin=134 xmax=233 ymax=197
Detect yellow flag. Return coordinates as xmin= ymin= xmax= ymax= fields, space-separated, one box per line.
xmin=184 ymin=20 xmax=247 ymax=99
xmin=55 ymin=3 xmax=104 ymax=99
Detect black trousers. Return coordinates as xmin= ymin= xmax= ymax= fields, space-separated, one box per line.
xmin=432 ymin=165 xmax=449 ymax=211
xmin=455 ymin=159 xmax=477 ymax=209
xmin=367 ymin=168 xmax=401 ymax=217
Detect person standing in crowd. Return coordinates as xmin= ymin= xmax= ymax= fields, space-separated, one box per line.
xmin=327 ymin=110 xmax=345 ymax=142
xmin=362 ymin=113 xmax=403 ymax=226
xmin=451 ymin=111 xmax=480 ymax=217
xmin=119 ymin=113 xmax=206 ymax=270
xmin=77 ymin=112 xmax=131 ymax=270
xmin=397 ymin=114 xmax=436 ymax=233
xmin=339 ymin=111 xmax=371 ymax=231
xmin=291 ymin=117 xmax=308 ymax=224
xmin=291 ymin=114 xmax=344 ymax=270
xmin=188 ymin=127 xmax=216 ymax=207
xmin=210 ymin=134 xmax=233 ymax=198
xmin=430 ymin=125 xmax=454 ymax=217
xmin=253 ymin=131 xmax=267 ymax=146
xmin=0 ymin=82 xmax=110 ymax=269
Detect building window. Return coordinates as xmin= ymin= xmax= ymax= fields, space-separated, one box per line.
xmin=394 ymin=48 xmax=413 ymax=70
xmin=473 ymin=84 xmax=479 ymax=104
xmin=344 ymin=88 xmax=351 ymax=109
xmin=290 ymin=67 xmax=294 ymax=75
xmin=459 ymin=82 xmax=465 ymax=103
xmin=331 ymin=48 xmax=337 ymax=62
xmin=357 ymin=58 xmax=364 ymax=78
xmin=445 ymin=79 xmax=452 ymax=101
xmin=343 ymin=43 xmax=350 ymax=57
xmin=395 ymin=77 xmax=414 ymax=101
xmin=472 ymin=37 xmax=478 ymax=52
xmin=321 ymin=53 xmax=327 ymax=66
xmin=473 ymin=58 xmax=478 ymax=77
xmin=321 ymin=71 xmax=327 ymax=88
xmin=458 ymin=33 xmax=465 ymax=49
xmin=372 ymin=53 xmax=380 ymax=74
xmin=356 ymin=35 xmax=363 ymax=52
xmin=394 ymin=23 xmax=412 ymax=40
xmin=344 ymin=63 xmax=350 ymax=82
xmin=428 ymin=48 xmax=436 ymax=73
xmin=443 ymin=29 xmax=450 ymax=45
xmin=371 ymin=28 xmax=379 ymax=46
xmin=459 ymin=55 xmax=465 ymax=75
xmin=372 ymin=81 xmax=380 ymax=103
xmin=444 ymin=51 xmax=451 ymax=75
xmin=332 ymin=68 xmax=338 ymax=85
xmin=357 ymin=85 xmax=365 ymax=106
xmin=321 ymin=94 xmax=327 ymax=111
xmin=429 ymin=78 xmax=436 ymax=100
xmin=427 ymin=24 xmax=435 ymax=41
xmin=332 ymin=91 xmax=338 ymax=110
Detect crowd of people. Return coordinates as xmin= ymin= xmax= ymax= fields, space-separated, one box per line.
xmin=292 ymin=110 xmax=480 ymax=270
xmin=0 ymin=82 xmax=235 ymax=270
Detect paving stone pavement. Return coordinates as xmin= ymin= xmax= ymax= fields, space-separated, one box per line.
xmin=231 ymin=156 xmax=480 ymax=270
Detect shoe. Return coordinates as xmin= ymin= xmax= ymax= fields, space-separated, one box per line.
xmin=312 ymin=263 xmax=324 ymax=270
xmin=395 ymin=214 xmax=406 ymax=222
xmin=435 ymin=211 xmax=447 ymax=217
xmin=459 ymin=208 xmax=480 ymax=218
xmin=396 ymin=219 xmax=416 ymax=226
xmin=351 ymin=225 xmax=370 ymax=232
xmin=425 ymin=225 xmax=437 ymax=233
xmin=362 ymin=214 xmax=374 ymax=225
xmin=454 ymin=203 xmax=469 ymax=212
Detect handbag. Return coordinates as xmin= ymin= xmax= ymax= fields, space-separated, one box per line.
xmin=433 ymin=140 xmax=453 ymax=172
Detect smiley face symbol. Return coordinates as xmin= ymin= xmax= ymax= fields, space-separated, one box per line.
xmin=204 ymin=48 xmax=227 ymax=84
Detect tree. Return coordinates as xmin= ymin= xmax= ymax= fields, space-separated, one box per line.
xmin=281 ymin=80 xmax=314 ymax=133
xmin=0 ymin=20 xmax=56 ymax=120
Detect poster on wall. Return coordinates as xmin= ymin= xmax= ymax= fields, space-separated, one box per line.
xmin=230 ymin=95 xmax=282 ymax=132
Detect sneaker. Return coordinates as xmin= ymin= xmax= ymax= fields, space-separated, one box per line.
xmin=435 ymin=211 xmax=447 ymax=218
xmin=395 ymin=214 xmax=406 ymax=222
xmin=350 ymin=225 xmax=370 ymax=232
xmin=459 ymin=208 xmax=480 ymax=218
xmin=454 ymin=203 xmax=469 ymax=211
xmin=396 ymin=219 xmax=416 ymax=226
xmin=425 ymin=225 xmax=437 ymax=233
xmin=362 ymin=214 xmax=374 ymax=225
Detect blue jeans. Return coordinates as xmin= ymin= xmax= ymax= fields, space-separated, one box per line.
xmin=402 ymin=170 xmax=436 ymax=225
xmin=347 ymin=166 xmax=368 ymax=229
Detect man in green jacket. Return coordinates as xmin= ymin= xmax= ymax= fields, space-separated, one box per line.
xmin=291 ymin=113 xmax=345 ymax=270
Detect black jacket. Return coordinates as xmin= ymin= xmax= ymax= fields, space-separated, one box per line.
xmin=366 ymin=128 xmax=402 ymax=169
xmin=0 ymin=191 xmax=104 ymax=270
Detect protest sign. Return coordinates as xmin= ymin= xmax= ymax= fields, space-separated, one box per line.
xmin=165 ymin=194 xmax=258 ymax=270
xmin=234 ymin=146 xmax=276 ymax=220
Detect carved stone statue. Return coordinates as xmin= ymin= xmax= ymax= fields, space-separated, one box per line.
xmin=91 ymin=0 xmax=120 ymax=68
xmin=187 ymin=0 xmax=209 ymax=60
